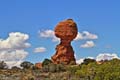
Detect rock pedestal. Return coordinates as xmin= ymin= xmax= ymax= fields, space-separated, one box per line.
xmin=51 ymin=19 xmax=78 ymax=65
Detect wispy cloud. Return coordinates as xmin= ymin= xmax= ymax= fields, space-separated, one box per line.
xmin=34 ymin=47 xmax=46 ymax=53
xmin=39 ymin=30 xmax=59 ymax=42
xmin=39 ymin=30 xmax=98 ymax=42
xmin=74 ymin=31 xmax=98 ymax=40
xmin=80 ymin=41 xmax=95 ymax=48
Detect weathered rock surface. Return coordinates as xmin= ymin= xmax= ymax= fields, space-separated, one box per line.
xmin=35 ymin=62 xmax=42 ymax=69
xmin=51 ymin=19 xmax=78 ymax=64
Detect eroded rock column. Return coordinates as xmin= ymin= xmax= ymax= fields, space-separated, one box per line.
xmin=51 ymin=19 xmax=78 ymax=65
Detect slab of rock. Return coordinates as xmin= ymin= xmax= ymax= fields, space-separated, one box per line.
xmin=51 ymin=19 xmax=78 ymax=65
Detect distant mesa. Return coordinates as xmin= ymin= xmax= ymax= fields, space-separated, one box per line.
xmin=51 ymin=19 xmax=78 ymax=65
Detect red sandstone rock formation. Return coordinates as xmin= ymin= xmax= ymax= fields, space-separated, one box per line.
xmin=35 ymin=62 xmax=42 ymax=69
xmin=51 ymin=19 xmax=78 ymax=65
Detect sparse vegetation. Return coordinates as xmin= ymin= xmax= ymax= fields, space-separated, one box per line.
xmin=20 ymin=61 xmax=34 ymax=69
xmin=0 ymin=58 xmax=120 ymax=80
xmin=0 ymin=61 xmax=8 ymax=69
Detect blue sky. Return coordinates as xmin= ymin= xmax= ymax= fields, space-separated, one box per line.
xmin=0 ymin=0 xmax=120 ymax=66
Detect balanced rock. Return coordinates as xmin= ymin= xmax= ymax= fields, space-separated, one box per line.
xmin=51 ymin=19 xmax=78 ymax=65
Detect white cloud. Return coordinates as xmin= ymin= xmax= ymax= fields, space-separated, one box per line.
xmin=76 ymin=53 xmax=120 ymax=64
xmin=39 ymin=30 xmax=98 ymax=42
xmin=0 ymin=32 xmax=30 ymax=68
xmin=76 ymin=57 xmax=94 ymax=64
xmin=74 ymin=31 xmax=98 ymax=40
xmin=80 ymin=41 xmax=95 ymax=48
xmin=0 ymin=32 xmax=31 ymax=50
xmin=76 ymin=58 xmax=84 ymax=64
xmin=39 ymin=30 xmax=54 ymax=38
xmin=6 ymin=61 xmax=23 ymax=68
xmin=34 ymin=47 xmax=46 ymax=53
xmin=96 ymin=53 xmax=120 ymax=61
xmin=0 ymin=50 xmax=28 ymax=68
xmin=74 ymin=32 xmax=83 ymax=40
xmin=39 ymin=30 xmax=59 ymax=42
xmin=0 ymin=50 xmax=28 ymax=61
xmin=86 ymin=56 xmax=94 ymax=59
